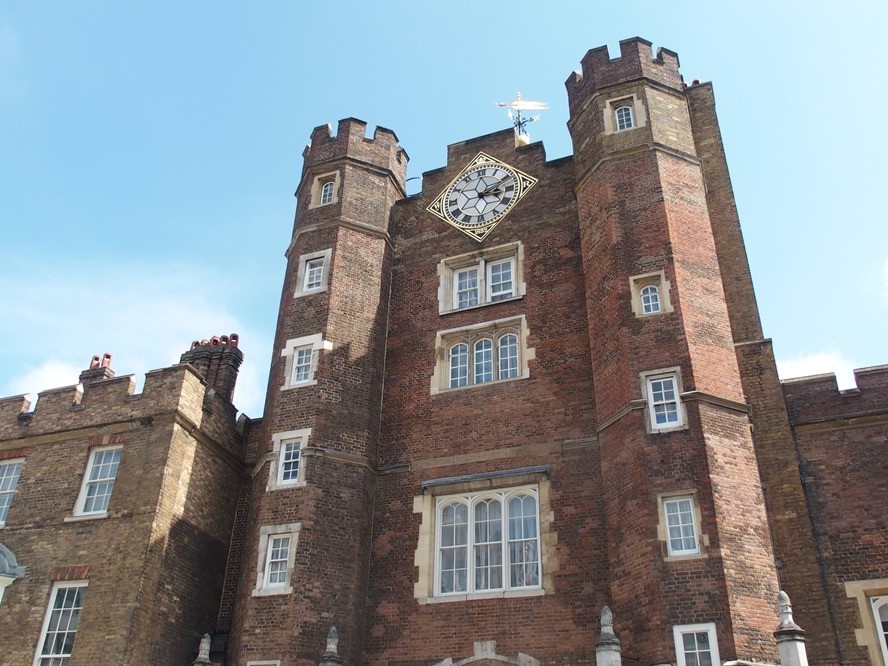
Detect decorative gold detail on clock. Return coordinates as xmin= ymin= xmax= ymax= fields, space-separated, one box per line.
xmin=427 ymin=152 xmax=537 ymax=242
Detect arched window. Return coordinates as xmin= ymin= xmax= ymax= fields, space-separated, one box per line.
xmin=872 ymin=596 xmax=888 ymax=665
xmin=640 ymin=284 xmax=661 ymax=314
xmin=435 ymin=488 xmax=541 ymax=596
xmin=474 ymin=339 xmax=493 ymax=384
xmin=498 ymin=333 xmax=519 ymax=380
xmin=615 ymin=105 xmax=634 ymax=131
xmin=320 ymin=180 xmax=335 ymax=205
xmin=449 ymin=343 xmax=469 ymax=388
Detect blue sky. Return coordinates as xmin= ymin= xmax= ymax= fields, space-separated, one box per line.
xmin=2 ymin=1 xmax=886 ymax=418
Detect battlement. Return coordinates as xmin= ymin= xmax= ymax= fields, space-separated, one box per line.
xmin=565 ymin=37 xmax=683 ymax=114
xmin=782 ymin=364 xmax=888 ymax=425
xmin=302 ymin=117 xmax=408 ymax=183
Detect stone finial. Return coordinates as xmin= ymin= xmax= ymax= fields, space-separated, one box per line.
xmin=774 ymin=591 xmax=808 ymax=666
xmin=596 ymin=605 xmax=621 ymax=666
xmin=192 ymin=632 xmax=212 ymax=665
xmin=318 ymin=626 xmax=342 ymax=666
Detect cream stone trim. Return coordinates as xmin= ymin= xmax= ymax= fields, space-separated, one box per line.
xmin=430 ymin=315 xmax=534 ymax=395
xmin=656 ymin=490 xmax=709 ymax=561
xmin=629 ymin=270 xmax=673 ymax=317
xmin=846 ymin=578 xmax=888 ymax=666
xmin=437 ymin=242 xmax=526 ymax=315
xmin=413 ymin=476 xmax=554 ymax=604
xmin=640 ymin=367 xmax=687 ymax=433
xmin=280 ymin=333 xmax=332 ymax=389
xmin=253 ymin=522 xmax=301 ymax=597
xmin=603 ymin=94 xmax=647 ymax=134
xmin=308 ymin=171 xmax=340 ymax=209
xmin=267 ymin=428 xmax=311 ymax=491
xmin=294 ymin=248 xmax=332 ymax=298
xmin=246 ymin=660 xmax=281 ymax=665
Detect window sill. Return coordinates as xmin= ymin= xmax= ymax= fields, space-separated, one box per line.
xmin=664 ymin=552 xmax=708 ymax=562
xmin=439 ymin=294 xmax=523 ymax=316
xmin=266 ymin=481 xmax=307 ymax=492
xmin=649 ymin=422 xmax=688 ymax=434
xmin=281 ymin=379 xmax=318 ymax=390
xmin=64 ymin=512 xmax=108 ymax=523
xmin=418 ymin=587 xmax=544 ymax=605
xmin=252 ymin=585 xmax=293 ymax=598
xmin=294 ymin=286 xmax=329 ymax=299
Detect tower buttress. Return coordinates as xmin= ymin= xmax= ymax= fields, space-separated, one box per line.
xmin=229 ymin=118 xmax=406 ymax=664
xmin=567 ymin=38 xmax=780 ymax=664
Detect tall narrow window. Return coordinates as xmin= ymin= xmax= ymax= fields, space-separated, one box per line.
xmin=871 ymin=596 xmax=888 ymax=665
xmin=320 ymin=180 xmax=335 ymax=205
xmin=454 ymin=267 xmax=479 ymax=309
xmin=449 ymin=343 xmax=469 ymax=388
xmin=435 ymin=488 xmax=540 ymax=597
xmin=646 ymin=373 xmax=683 ymax=430
xmin=487 ymin=258 xmax=514 ymax=301
xmin=291 ymin=347 xmax=313 ymax=384
xmin=303 ymin=258 xmax=325 ymax=291
xmin=615 ymin=105 xmax=634 ymax=131
xmin=673 ymin=624 xmax=720 ymax=666
xmin=663 ymin=496 xmax=700 ymax=556
xmin=640 ymin=284 xmax=661 ymax=314
xmin=264 ymin=535 xmax=291 ymax=588
xmin=474 ymin=339 xmax=493 ymax=384
xmin=0 ymin=459 xmax=23 ymax=525
xmin=279 ymin=441 xmax=302 ymax=483
xmin=35 ymin=581 xmax=87 ymax=666
xmin=498 ymin=334 xmax=519 ymax=380
xmin=75 ymin=447 xmax=121 ymax=516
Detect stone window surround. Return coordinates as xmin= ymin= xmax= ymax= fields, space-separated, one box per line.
xmin=437 ymin=241 xmax=526 ymax=315
xmin=629 ymin=270 xmax=673 ymax=317
xmin=603 ymin=93 xmax=647 ymax=134
xmin=845 ymin=579 xmax=888 ymax=666
xmin=656 ymin=490 xmax=709 ymax=561
xmin=267 ymin=428 xmax=311 ymax=491
xmin=246 ymin=662 xmax=281 ymax=666
xmin=412 ymin=467 xmax=554 ymax=605
xmin=430 ymin=315 xmax=534 ymax=396
xmin=252 ymin=522 xmax=301 ymax=597
xmin=0 ymin=458 xmax=24 ymax=527
xmin=673 ymin=622 xmax=720 ymax=666
xmin=280 ymin=333 xmax=332 ymax=390
xmin=67 ymin=445 xmax=122 ymax=521
xmin=308 ymin=171 xmax=340 ymax=209
xmin=641 ymin=367 xmax=687 ymax=433
xmin=294 ymin=248 xmax=333 ymax=298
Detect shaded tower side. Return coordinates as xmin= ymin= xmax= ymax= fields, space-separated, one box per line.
xmin=686 ymin=82 xmax=842 ymax=663
xmin=566 ymin=38 xmax=780 ymax=663
xmin=227 ymin=119 xmax=407 ymax=665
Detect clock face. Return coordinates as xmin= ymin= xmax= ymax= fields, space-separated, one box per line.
xmin=427 ymin=152 xmax=537 ymax=241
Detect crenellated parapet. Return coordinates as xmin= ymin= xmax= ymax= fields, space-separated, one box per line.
xmin=782 ymin=364 xmax=888 ymax=425
xmin=301 ymin=117 xmax=408 ymax=185
xmin=565 ymin=37 xmax=682 ymax=114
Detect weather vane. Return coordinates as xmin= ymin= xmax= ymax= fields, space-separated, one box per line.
xmin=494 ymin=92 xmax=549 ymax=146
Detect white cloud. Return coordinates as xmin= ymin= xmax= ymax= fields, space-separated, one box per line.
xmin=776 ymin=350 xmax=858 ymax=390
xmin=0 ymin=261 xmax=271 ymax=417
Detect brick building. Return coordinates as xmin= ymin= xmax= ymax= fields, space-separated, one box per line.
xmin=0 ymin=38 xmax=886 ymax=666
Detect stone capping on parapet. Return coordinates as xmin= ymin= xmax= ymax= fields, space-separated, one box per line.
xmin=565 ymin=37 xmax=683 ymax=115
xmin=781 ymin=364 xmax=888 ymax=425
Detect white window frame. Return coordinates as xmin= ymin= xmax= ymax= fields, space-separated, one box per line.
xmin=73 ymin=445 xmax=122 ymax=517
xmin=309 ymin=171 xmax=340 ymax=209
xmin=267 ymin=428 xmax=311 ymax=491
xmin=34 ymin=580 xmax=88 ymax=666
xmin=253 ymin=523 xmax=301 ymax=597
xmin=431 ymin=316 xmax=533 ymax=395
xmin=0 ymin=458 xmax=24 ymax=526
xmin=434 ymin=486 xmax=541 ymax=598
xmin=615 ymin=104 xmax=634 ymax=131
xmin=320 ymin=180 xmax=335 ymax=205
xmin=281 ymin=334 xmax=332 ymax=390
xmin=437 ymin=242 xmax=525 ymax=314
xmin=294 ymin=248 xmax=332 ymax=298
xmin=662 ymin=495 xmax=701 ymax=557
xmin=673 ymin=623 xmax=720 ymax=666
xmin=871 ymin=595 xmax=888 ymax=666
xmin=642 ymin=369 xmax=685 ymax=432
xmin=629 ymin=271 xmax=672 ymax=317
